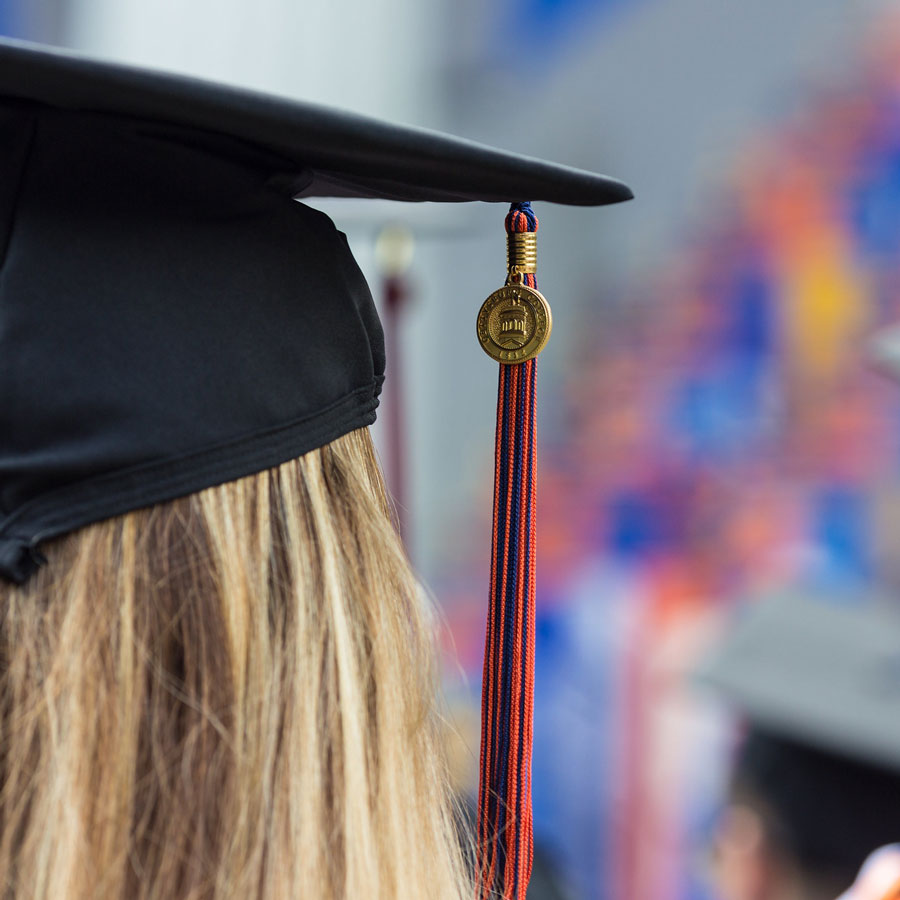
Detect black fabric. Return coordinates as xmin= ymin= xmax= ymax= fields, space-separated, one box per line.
xmin=0 ymin=37 xmax=633 ymax=206
xmin=0 ymin=102 xmax=384 ymax=583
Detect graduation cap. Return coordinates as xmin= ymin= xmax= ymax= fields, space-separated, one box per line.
xmin=698 ymin=593 xmax=900 ymax=771
xmin=0 ymin=37 xmax=631 ymax=900
xmin=698 ymin=593 xmax=900 ymax=874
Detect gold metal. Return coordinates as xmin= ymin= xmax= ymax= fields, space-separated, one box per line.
xmin=506 ymin=232 xmax=537 ymax=274
xmin=477 ymin=283 xmax=552 ymax=363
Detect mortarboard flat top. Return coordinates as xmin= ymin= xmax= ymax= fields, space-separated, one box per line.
xmin=698 ymin=593 xmax=900 ymax=773
xmin=0 ymin=36 xmax=632 ymax=206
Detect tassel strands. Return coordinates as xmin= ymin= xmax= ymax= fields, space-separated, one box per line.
xmin=476 ymin=201 xmax=542 ymax=900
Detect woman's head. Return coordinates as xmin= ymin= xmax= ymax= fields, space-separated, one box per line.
xmin=0 ymin=41 xmax=633 ymax=900
xmin=0 ymin=428 xmax=467 ymax=899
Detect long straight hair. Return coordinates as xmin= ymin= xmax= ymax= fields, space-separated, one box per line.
xmin=0 ymin=427 xmax=468 ymax=899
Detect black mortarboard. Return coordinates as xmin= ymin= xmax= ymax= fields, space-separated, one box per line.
xmin=698 ymin=593 xmax=900 ymax=772
xmin=0 ymin=36 xmax=630 ymax=584
xmin=0 ymin=37 xmax=632 ymax=206
xmin=698 ymin=594 xmax=900 ymax=876
xmin=0 ymin=37 xmax=632 ymax=900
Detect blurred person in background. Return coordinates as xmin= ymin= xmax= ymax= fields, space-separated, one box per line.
xmin=699 ymin=594 xmax=900 ymax=900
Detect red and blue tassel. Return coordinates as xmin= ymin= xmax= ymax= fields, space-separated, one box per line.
xmin=476 ymin=201 xmax=540 ymax=900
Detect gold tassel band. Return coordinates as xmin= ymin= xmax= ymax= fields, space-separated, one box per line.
xmin=506 ymin=231 xmax=537 ymax=275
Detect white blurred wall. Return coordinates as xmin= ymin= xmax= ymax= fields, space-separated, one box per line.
xmin=65 ymin=0 xmax=441 ymax=126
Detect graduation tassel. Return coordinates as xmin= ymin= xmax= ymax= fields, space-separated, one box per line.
xmin=476 ymin=201 xmax=551 ymax=900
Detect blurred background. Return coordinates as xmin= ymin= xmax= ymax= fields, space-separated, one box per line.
xmin=10 ymin=0 xmax=900 ymax=895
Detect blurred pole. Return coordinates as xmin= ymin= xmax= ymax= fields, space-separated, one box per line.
xmin=376 ymin=225 xmax=415 ymax=541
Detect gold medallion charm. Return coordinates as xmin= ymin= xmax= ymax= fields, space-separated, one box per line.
xmin=476 ymin=282 xmax=552 ymax=363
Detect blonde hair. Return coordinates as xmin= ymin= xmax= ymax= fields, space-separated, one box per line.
xmin=0 ymin=427 xmax=468 ymax=899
